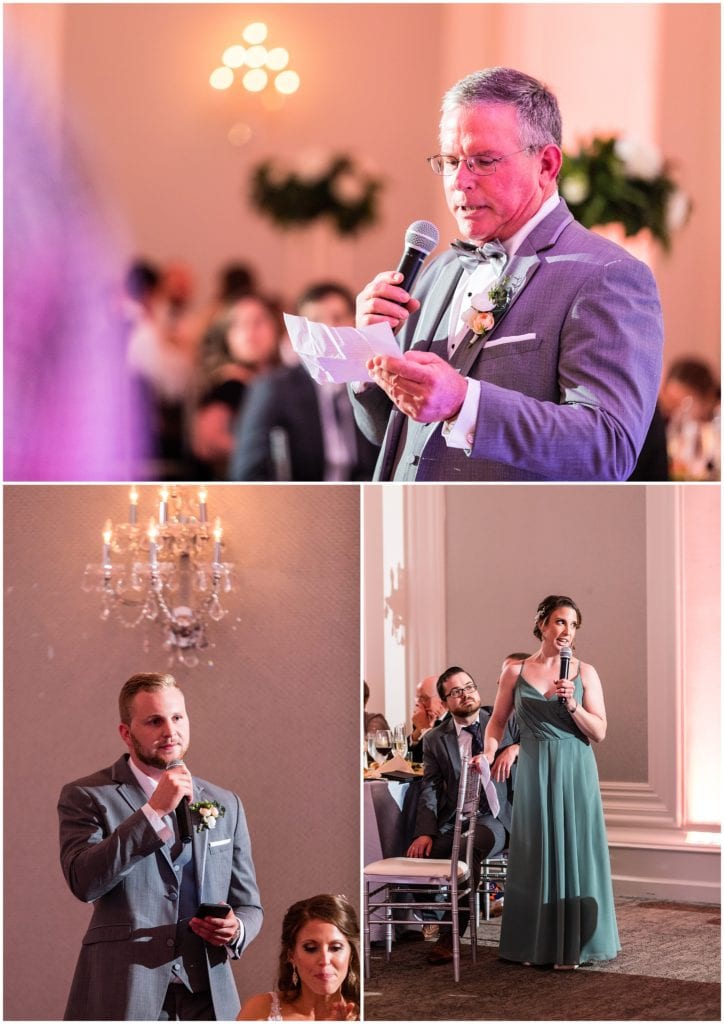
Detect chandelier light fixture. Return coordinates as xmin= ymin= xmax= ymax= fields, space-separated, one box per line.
xmin=83 ymin=487 xmax=234 ymax=667
xmin=209 ymin=21 xmax=300 ymax=97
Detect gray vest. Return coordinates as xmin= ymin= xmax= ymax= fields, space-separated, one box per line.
xmin=169 ymin=838 xmax=209 ymax=992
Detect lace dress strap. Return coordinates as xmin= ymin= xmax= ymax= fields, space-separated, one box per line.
xmin=267 ymin=991 xmax=283 ymax=1021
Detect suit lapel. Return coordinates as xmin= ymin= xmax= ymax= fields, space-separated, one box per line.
xmin=192 ymin=779 xmax=209 ymax=896
xmin=441 ymin=720 xmax=461 ymax=776
xmin=409 ymin=258 xmax=464 ymax=353
xmin=457 ymin=198 xmax=575 ymax=373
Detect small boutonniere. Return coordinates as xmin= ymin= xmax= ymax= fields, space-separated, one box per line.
xmin=189 ymin=800 xmax=225 ymax=832
xmin=461 ymin=275 xmax=515 ymax=346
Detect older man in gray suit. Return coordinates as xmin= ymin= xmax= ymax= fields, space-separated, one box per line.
xmin=353 ymin=67 xmax=663 ymax=481
xmin=58 ymin=672 xmax=262 ymax=1020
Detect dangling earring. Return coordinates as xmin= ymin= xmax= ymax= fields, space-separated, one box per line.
xmin=292 ymin=965 xmax=298 ymax=986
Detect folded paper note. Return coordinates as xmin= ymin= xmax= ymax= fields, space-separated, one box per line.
xmin=284 ymin=313 xmax=401 ymax=383
xmin=378 ymin=754 xmax=418 ymax=776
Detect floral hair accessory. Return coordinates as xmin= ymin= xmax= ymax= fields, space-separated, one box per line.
xmin=189 ymin=800 xmax=226 ymax=832
xmin=461 ymin=275 xmax=515 ymax=345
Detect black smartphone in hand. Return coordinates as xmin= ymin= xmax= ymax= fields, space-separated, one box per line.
xmin=195 ymin=902 xmax=232 ymax=918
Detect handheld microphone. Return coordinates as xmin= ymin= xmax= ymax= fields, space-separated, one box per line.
xmin=166 ymin=759 xmax=192 ymax=843
xmin=558 ymin=647 xmax=572 ymax=705
xmin=396 ymin=220 xmax=440 ymax=294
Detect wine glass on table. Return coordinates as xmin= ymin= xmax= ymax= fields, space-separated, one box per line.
xmin=374 ymin=729 xmax=392 ymax=761
xmin=392 ymin=724 xmax=408 ymax=760
xmin=365 ymin=732 xmax=379 ymax=767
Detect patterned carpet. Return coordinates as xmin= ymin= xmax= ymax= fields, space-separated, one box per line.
xmin=363 ymin=898 xmax=721 ymax=1020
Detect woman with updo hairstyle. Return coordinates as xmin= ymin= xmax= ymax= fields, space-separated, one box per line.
xmin=484 ymin=595 xmax=620 ymax=969
xmin=237 ymin=894 xmax=360 ymax=1020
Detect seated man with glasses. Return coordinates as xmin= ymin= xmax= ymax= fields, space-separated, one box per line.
xmin=406 ymin=666 xmax=519 ymax=964
xmin=353 ymin=66 xmax=663 ymax=482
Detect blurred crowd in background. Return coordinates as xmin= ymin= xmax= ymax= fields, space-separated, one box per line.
xmin=121 ymin=257 xmax=379 ymax=482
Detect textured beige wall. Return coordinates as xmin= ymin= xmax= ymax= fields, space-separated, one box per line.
xmin=444 ymin=486 xmax=649 ymax=783
xmin=3 ymin=484 xmax=360 ymax=1020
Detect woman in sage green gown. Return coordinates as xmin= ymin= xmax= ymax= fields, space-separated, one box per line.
xmin=484 ymin=595 xmax=620 ymax=968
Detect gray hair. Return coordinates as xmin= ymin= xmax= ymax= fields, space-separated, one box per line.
xmin=441 ymin=67 xmax=562 ymax=149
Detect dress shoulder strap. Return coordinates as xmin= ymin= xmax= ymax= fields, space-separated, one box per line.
xmin=268 ymin=991 xmax=283 ymax=1021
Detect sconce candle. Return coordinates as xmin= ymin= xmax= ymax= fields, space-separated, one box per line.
xmin=102 ymin=522 xmax=113 ymax=568
xmin=159 ymin=488 xmax=169 ymax=525
xmin=129 ymin=487 xmax=139 ymax=525
xmin=213 ymin=519 xmax=223 ymax=563
xmin=148 ymin=520 xmax=159 ymax=567
xmin=199 ymin=488 xmax=208 ymax=524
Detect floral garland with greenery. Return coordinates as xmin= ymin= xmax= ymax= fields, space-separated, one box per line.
xmin=249 ymin=152 xmax=382 ymax=236
xmin=559 ymin=135 xmax=690 ymax=251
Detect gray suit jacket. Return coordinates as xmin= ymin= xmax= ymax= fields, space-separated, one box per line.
xmin=58 ymin=754 xmax=263 ymax=1021
xmin=352 ymin=199 xmax=663 ymax=481
xmin=414 ymin=709 xmax=518 ymax=839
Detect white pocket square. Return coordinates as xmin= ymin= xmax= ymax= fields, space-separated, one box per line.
xmin=484 ymin=332 xmax=537 ymax=349
xmin=209 ymin=838 xmax=231 ymax=848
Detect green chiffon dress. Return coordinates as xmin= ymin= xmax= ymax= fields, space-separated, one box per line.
xmin=498 ymin=667 xmax=620 ymax=965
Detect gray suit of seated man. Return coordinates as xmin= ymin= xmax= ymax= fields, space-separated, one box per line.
xmin=407 ymin=666 xmax=519 ymax=963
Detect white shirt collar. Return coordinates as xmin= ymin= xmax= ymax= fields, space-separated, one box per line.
xmin=502 ymin=189 xmax=560 ymax=256
xmin=453 ymin=714 xmax=480 ymax=737
xmin=127 ymin=755 xmax=162 ymax=800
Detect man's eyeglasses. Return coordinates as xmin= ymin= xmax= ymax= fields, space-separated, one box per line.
xmin=444 ymin=682 xmax=478 ymax=701
xmin=427 ymin=149 xmax=530 ymax=176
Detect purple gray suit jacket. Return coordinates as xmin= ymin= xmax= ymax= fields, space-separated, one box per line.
xmin=352 ymin=199 xmax=664 ymax=481
xmin=59 ymin=754 xmax=262 ymax=1021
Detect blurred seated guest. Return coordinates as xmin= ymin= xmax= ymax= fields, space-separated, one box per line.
xmin=408 ymin=675 xmax=448 ymax=761
xmin=364 ymin=682 xmax=390 ymax=735
xmin=161 ymin=259 xmax=203 ymax=363
xmin=190 ymin=293 xmax=283 ymax=479
xmin=124 ymin=259 xmax=194 ymax=478
xmin=230 ymin=283 xmax=379 ymax=481
xmin=660 ymin=358 xmax=720 ymax=480
xmin=197 ymin=261 xmax=260 ymax=375
xmin=237 ymin=894 xmax=359 ymax=1021
xmin=125 ymin=259 xmax=193 ymax=402
xmin=659 ymin=357 xmax=720 ymax=423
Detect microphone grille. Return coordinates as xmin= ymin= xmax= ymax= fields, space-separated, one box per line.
xmin=559 ymin=647 xmax=572 ymax=660
xmin=405 ymin=220 xmax=439 ymax=255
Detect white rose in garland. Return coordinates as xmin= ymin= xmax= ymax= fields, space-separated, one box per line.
xmin=560 ymin=134 xmax=690 ymax=251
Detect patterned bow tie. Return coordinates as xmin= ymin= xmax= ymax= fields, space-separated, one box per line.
xmin=450 ymin=238 xmax=507 ymax=273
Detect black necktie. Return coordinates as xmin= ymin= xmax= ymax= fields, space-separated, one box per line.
xmin=463 ymin=722 xmax=483 ymax=756
xmin=450 ymin=238 xmax=507 ymax=274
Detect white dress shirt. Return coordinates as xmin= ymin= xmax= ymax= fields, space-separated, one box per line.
xmin=444 ymin=190 xmax=561 ymax=451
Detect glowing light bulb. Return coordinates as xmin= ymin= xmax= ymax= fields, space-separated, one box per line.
xmin=244 ymin=44 xmax=268 ymax=68
xmin=266 ymin=47 xmax=289 ymax=71
xmin=243 ymin=68 xmax=268 ymax=92
xmin=210 ymin=66 xmax=234 ymax=90
xmin=275 ymin=70 xmax=300 ymax=95
xmin=243 ymin=22 xmax=268 ymax=45
xmin=222 ymin=44 xmax=246 ymax=68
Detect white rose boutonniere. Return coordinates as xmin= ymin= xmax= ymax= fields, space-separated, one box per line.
xmin=189 ymin=800 xmax=226 ymax=832
xmin=461 ymin=276 xmax=515 ymax=346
